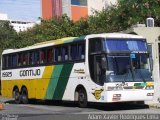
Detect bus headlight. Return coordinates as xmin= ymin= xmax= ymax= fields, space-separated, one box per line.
xmin=145 ymin=85 xmax=154 ymax=90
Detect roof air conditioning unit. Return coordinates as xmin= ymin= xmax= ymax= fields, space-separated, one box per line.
xmin=146 ymin=17 xmax=154 ymax=27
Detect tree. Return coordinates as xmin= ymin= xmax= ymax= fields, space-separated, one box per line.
xmin=0 ymin=21 xmax=18 ymax=56
xmin=1 ymin=0 xmax=160 ymax=55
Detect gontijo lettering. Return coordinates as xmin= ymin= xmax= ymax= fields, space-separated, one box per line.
xmin=20 ymin=69 xmax=41 ymax=77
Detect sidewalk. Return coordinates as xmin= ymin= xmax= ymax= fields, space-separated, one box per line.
xmin=147 ymin=99 xmax=160 ymax=109
xmin=148 ymin=103 xmax=160 ymax=109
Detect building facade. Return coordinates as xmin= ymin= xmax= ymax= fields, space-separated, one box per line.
xmin=10 ymin=21 xmax=38 ymax=32
xmin=42 ymin=0 xmax=117 ymax=21
xmin=0 ymin=13 xmax=39 ymax=32
xmin=0 ymin=13 xmax=8 ymax=20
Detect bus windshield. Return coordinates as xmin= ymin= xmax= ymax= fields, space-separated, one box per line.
xmin=105 ymin=39 xmax=147 ymax=53
xmin=106 ymin=53 xmax=152 ymax=82
xmin=101 ymin=38 xmax=152 ymax=82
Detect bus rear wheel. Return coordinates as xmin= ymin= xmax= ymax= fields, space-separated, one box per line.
xmin=13 ymin=88 xmax=21 ymax=104
xmin=78 ymin=88 xmax=88 ymax=108
xmin=21 ymin=87 xmax=28 ymax=104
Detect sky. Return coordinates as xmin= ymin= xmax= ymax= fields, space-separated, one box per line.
xmin=0 ymin=0 xmax=41 ymax=21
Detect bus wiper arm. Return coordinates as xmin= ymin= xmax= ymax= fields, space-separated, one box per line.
xmin=139 ymin=69 xmax=146 ymax=82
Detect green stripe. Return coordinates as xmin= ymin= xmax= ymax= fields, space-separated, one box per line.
xmin=134 ymin=83 xmax=146 ymax=87
xmin=73 ymin=36 xmax=86 ymax=42
xmin=64 ymin=38 xmax=75 ymax=43
xmin=53 ymin=63 xmax=74 ymax=100
xmin=45 ymin=65 xmax=63 ymax=99
xmin=64 ymin=36 xmax=86 ymax=44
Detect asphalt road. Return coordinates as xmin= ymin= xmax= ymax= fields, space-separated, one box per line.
xmin=0 ymin=97 xmax=160 ymax=120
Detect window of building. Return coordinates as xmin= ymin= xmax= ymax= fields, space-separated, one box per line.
xmin=71 ymin=0 xmax=87 ymax=6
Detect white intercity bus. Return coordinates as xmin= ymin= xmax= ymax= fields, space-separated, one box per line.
xmin=1 ymin=33 xmax=154 ymax=107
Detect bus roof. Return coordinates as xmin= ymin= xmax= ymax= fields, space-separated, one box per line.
xmin=2 ymin=36 xmax=86 ymax=54
xmin=2 ymin=33 xmax=144 ymax=55
xmin=86 ymin=33 xmax=144 ymax=39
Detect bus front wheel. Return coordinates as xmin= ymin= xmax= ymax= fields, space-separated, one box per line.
xmin=21 ymin=87 xmax=28 ymax=104
xmin=13 ymin=88 xmax=21 ymax=104
xmin=78 ymin=88 xmax=88 ymax=108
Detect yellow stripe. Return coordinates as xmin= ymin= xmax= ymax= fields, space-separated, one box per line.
xmin=1 ymin=66 xmax=54 ymax=99
xmin=35 ymin=65 xmax=54 ymax=99
xmin=33 ymin=37 xmax=76 ymax=46
xmin=146 ymin=82 xmax=154 ymax=86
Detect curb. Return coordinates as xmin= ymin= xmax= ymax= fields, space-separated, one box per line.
xmin=148 ymin=104 xmax=160 ymax=109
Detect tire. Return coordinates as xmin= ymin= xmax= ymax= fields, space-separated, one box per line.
xmin=78 ymin=88 xmax=88 ymax=108
xmin=21 ymin=87 xmax=29 ymax=104
xmin=13 ymin=88 xmax=21 ymax=104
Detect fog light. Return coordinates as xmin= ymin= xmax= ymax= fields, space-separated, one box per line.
xmin=112 ymin=94 xmax=121 ymax=101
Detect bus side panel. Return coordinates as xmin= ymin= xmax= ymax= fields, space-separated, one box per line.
xmin=1 ymin=66 xmax=54 ymax=99
xmin=1 ymin=79 xmax=35 ymax=98
xmin=35 ymin=66 xmax=54 ymax=99
xmin=62 ymin=63 xmax=89 ymax=101
xmin=44 ymin=64 xmax=74 ymax=100
xmin=1 ymin=80 xmax=8 ymax=97
xmin=44 ymin=65 xmax=63 ymax=100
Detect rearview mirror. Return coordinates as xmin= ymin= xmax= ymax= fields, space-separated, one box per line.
xmin=101 ymin=57 xmax=107 ymax=70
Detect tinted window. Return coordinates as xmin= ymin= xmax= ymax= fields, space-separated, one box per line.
xmin=71 ymin=0 xmax=87 ymax=6
xmin=55 ymin=47 xmax=61 ymax=62
xmin=62 ymin=46 xmax=69 ymax=61
xmin=2 ymin=55 xmax=8 ymax=69
xmin=89 ymin=38 xmax=103 ymax=53
xmin=40 ymin=49 xmax=46 ymax=64
xmin=12 ymin=54 xmax=17 ymax=67
xmin=47 ymin=48 xmax=53 ymax=63
xmin=70 ymin=43 xmax=85 ymax=60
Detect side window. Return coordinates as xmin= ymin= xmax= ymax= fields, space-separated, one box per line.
xmin=40 ymin=49 xmax=46 ymax=64
xmin=71 ymin=44 xmax=78 ymax=60
xmin=47 ymin=48 xmax=53 ymax=63
xmin=24 ymin=53 xmax=29 ymax=66
xmin=34 ymin=51 xmax=40 ymax=65
xmin=18 ymin=53 xmax=24 ymax=66
xmin=29 ymin=52 xmax=35 ymax=65
xmin=78 ymin=43 xmax=85 ymax=60
xmin=62 ymin=46 xmax=69 ymax=61
xmin=70 ymin=43 xmax=85 ymax=61
xmin=12 ymin=54 xmax=17 ymax=67
xmin=2 ymin=55 xmax=8 ymax=69
xmin=55 ymin=47 xmax=61 ymax=62
xmin=89 ymin=38 xmax=103 ymax=53
xmin=8 ymin=55 xmax=12 ymax=68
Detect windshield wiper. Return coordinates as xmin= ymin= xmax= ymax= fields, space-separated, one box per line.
xmin=135 ymin=69 xmax=146 ymax=82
